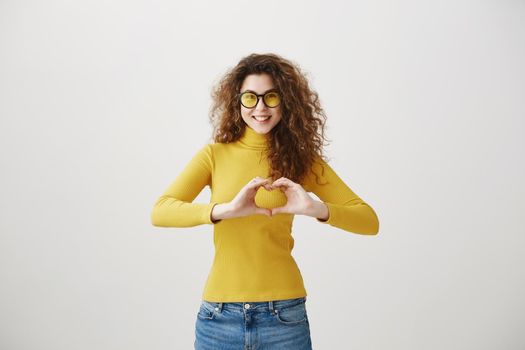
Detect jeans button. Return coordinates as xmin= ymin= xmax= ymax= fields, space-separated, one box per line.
xmin=244 ymin=303 xmax=251 ymax=309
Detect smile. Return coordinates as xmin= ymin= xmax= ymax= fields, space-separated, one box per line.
xmin=253 ymin=115 xmax=271 ymax=122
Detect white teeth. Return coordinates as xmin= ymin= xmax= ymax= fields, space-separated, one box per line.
xmin=253 ymin=116 xmax=271 ymax=121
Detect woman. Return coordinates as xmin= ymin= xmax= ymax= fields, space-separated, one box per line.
xmin=151 ymin=53 xmax=380 ymax=350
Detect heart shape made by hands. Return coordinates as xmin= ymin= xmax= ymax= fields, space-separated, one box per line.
xmin=254 ymin=187 xmax=288 ymax=210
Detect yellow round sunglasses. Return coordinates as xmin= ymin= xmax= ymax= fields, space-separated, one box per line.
xmin=238 ymin=89 xmax=281 ymax=109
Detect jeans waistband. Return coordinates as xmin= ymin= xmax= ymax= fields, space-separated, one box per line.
xmin=201 ymin=296 xmax=306 ymax=313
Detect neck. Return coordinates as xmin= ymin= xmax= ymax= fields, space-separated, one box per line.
xmin=237 ymin=125 xmax=270 ymax=150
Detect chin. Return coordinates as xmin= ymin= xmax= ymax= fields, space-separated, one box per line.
xmin=246 ymin=118 xmax=280 ymax=133
xmin=250 ymin=122 xmax=274 ymax=133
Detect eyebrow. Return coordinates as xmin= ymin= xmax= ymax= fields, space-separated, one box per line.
xmin=241 ymin=88 xmax=278 ymax=94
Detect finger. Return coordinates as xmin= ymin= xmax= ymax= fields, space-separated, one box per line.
xmin=255 ymin=179 xmax=271 ymax=190
xmin=275 ymin=178 xmax=301 ymax=190
xmin=249 ymin=177 xmax=269 ymax=189
xmin=249 ymin=176 xmax=262 ymax=184
xmin=262 ymin=184 xmax=274 ymax=191
xmin=271 ymin=181 xmax=291 ymax=191
xmin=254 ymin=177 xmax=272 ymax=191
xmin=254 ymin=207 xmax=272 ymax=216
xmin=271 ymin=205 xmax=288 ymax=215
xmin=272 ymin=177 xmax=294 ymax=186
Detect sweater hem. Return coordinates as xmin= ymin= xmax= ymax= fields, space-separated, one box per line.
xmin=202 ymin=290 xmax=308 ymax=303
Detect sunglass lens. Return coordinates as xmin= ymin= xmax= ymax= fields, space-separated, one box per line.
xmin=240 ymin=92 xmax=257 ymax=108
xmin=264 ymin=92 xmax=280 ymax=107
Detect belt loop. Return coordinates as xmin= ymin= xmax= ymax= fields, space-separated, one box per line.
xmin=218 ymin=302 xmax=223 ymax=313
xmin=269 ymin=300 xmax=274 ymax=313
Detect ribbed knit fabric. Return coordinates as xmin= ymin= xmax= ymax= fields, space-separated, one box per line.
xmin=151 ymin=125 xmax=379 ymax=302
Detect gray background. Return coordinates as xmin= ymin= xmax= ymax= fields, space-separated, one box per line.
xmin=1 ymin=0 xmax=524 ymax=349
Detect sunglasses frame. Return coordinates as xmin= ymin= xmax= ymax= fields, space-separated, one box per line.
xmin=238 ymin=89 xmax=281 ymax=109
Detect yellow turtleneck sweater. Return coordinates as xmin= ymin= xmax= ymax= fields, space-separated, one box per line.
xmin=151 ymin=126 xmax=379 ymax=302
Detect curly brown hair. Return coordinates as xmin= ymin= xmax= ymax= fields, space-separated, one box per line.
xmin=208 ymin=53 xmax=331 ymax=186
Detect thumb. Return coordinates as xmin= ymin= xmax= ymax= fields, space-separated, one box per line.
xmin=255 ymin=207 xmax=272 ymax=217
xmin=271 ymin=206 xmax=285 ymax=216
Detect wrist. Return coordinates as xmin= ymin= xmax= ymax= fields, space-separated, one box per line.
xmin=307 ymin=200 xmax=329 ymax=221
xmin=211 ymin=202 xmax=234 ymax=221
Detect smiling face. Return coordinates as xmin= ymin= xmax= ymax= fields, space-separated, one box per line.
xmin=239 ymin=73 xmax=282 ymax=134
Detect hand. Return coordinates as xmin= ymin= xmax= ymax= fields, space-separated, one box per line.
xmin=227 ymin=176 xmax=274 ymax=218
xmin=269 ymin=177 xmax=316 ymax=216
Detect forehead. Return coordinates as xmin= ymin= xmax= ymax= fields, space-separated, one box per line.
xmin=240 ymin=74 xmax=275 ymax=93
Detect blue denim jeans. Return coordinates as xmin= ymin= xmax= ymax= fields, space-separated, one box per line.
xmin=194 ymin=296 xmax=312 ymax=350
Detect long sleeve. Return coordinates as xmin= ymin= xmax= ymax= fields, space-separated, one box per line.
xmin=151 ymin=144 xmax=220 ymax=227
xmin=304 ymin=157 xmax=380 ymax=235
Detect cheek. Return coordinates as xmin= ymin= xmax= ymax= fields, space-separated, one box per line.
xmin=240 ymin=107 xmax=250 ymax=119
xmin=273 ymin=109 xmax=283 ymax=120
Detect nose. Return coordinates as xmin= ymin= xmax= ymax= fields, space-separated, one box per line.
xmin=255 ymin=97 xmax=269 ymax=111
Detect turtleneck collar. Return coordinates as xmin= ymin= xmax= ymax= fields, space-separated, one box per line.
xmin=237 ymin=126 xmax=270 ymax=150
